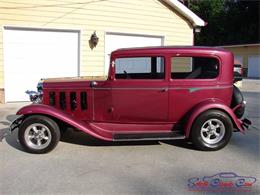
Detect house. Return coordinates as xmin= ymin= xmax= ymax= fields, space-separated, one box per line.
xmin=222 ymin=43 xmax=260 ymax=78
xmin=0 ymin=0 xmax=205 ymax=103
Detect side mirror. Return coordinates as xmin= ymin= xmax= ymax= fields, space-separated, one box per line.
xmin=109 ymin=60 xmax=115 ymax=80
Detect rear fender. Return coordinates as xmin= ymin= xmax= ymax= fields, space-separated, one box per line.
xmin=185 ymin=99 xmax=244 ymax=138
xmin=15 ymin=104 xmax=112 ymax=141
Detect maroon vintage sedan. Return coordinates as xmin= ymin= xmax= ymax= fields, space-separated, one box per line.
xmin=10 ymin=46 xmax=251 ymax=153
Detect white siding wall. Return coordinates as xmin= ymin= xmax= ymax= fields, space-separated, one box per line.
xmin=0 ymin=0 xmax=193 ymax=97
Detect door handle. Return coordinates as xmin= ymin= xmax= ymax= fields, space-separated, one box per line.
xmin=108 ymin=106 xmax=114 ymax=113
xmin=160 ymin=88 xmax=168 ymax=92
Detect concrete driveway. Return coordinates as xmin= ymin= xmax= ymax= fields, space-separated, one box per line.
xmin=0 ymin=80 xmax=259 ymax=194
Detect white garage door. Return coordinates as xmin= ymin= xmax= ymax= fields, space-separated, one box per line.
xmin=248 ymin=55 xmax=260 ymax=78
xmin=105 ymin=33 xmax=163 ymax=74
xmin=4 ymin=28 xmax=79 ymax=102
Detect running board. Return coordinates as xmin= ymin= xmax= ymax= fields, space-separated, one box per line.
xmin=113 ymin=131 xmax=186 ymax=141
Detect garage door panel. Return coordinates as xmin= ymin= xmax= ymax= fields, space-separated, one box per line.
xmin=248 ymin=55 xmax=260 ymax=78
xmin=4 ymin=28 xmax=79 ymax=102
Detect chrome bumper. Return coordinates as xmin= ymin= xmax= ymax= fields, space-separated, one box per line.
xmin=242 ymin=118 xmax=252 ymax=129
xmin=9 ymin=115 xmax=24 ymax=133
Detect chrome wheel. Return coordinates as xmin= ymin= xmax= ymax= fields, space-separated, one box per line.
xmin=200 ymin=119 xmax=225 ymax=145
xmin=24 ymin=123 xmax=52 ymax=150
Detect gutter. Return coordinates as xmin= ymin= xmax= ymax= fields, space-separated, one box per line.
xmin=162 ymin=0 xmax=206 ymax=27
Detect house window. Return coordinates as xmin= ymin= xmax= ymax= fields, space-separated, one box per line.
xmin=115 ymin=57 xmax=164 ymax=79
xmin=171 ymin=57 xmax=219 ymax=79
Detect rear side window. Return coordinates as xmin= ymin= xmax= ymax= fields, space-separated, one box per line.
xmin=115 ymin=57 xmax=164 ymax=79
xmin=171 ymin=57 xmax=219 ymax=79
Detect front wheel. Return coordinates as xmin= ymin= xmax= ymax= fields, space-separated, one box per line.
xmin=191 ymin=110 xmax=233 ymax=151
xmin=18 ymin=115 xmax=60 ymax=154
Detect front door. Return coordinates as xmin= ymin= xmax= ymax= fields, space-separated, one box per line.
xmin=111 ymin=56 xmax=168 ymax=123
xmin=93 ymin=81 xmax=113 ymax=122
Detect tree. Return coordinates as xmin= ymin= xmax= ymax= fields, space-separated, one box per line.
xmin=185 ymin=0 xmax=260 ymax=46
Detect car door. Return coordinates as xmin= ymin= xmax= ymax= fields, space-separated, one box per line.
xmin=169 ymin=54 xmax=222 ymax=122
xmin=92 ymin=80 xmax=113 ymax=122
xmin=111 ymin=56 xmax=169 ymax=123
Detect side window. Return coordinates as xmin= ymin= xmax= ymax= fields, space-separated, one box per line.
xmin=171 ymin=57 xmax=219 ymax=79
xmin=115 ymin=57 xmax=164 ymax=79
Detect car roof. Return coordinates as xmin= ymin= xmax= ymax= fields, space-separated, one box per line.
xmin=112 ymin=46 xmax=228 ymax=55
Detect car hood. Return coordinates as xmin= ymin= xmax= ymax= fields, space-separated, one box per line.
xmin=43 ymin=76 xmax=107 ymax=83
xmin=41 ymin=76 xmax=107 ymax=89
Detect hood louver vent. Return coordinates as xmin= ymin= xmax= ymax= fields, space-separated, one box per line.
xmin=48 ymin=91 xmax=87 ymax=112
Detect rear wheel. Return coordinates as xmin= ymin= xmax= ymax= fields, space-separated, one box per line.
xmin=191 ymin=110 xmax=233 ymax=151
xmin=18 ymin=115 xmax=60 ymax=154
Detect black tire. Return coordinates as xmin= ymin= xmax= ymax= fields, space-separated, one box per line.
xmin=18 ymin=115 xmax=60 ymax=154
xmin=191 ymin=110 xmax=233 ymax=151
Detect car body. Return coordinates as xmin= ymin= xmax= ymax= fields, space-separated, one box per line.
xmin=10 ymin=46 xmax=251 ymax=153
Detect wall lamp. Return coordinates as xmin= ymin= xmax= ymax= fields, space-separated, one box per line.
xmin=89 ymin=31 xmax=99 ymax=49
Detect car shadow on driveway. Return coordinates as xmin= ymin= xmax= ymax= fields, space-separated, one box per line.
xmin=60 ymin=128 xmax=197 ymax=150
xmin=61 ymin=128 xmax=161 ymax=147
xmin=2 ymin=114 xmax=259 ymax=155
xmin=0 ymin=114 xmax=26 ymax=152
xmin=0 ymin=114 xmax=17 ymax=142
xmin=1 ymin=114 xmax=196 ymax=152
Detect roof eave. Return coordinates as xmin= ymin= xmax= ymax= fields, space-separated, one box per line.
xmin=162 ymin=0 xmax=206 ymax=27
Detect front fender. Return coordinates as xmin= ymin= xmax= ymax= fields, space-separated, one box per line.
xmin=16 ymin=104 xmax=112 ymax=141
xmin=185 ymin=99 xmax=244 ymax=138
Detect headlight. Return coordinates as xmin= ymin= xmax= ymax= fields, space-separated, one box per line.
xmin=25 ymin=90 xmax=43 ymax=103
xmin=25 ymin=80 xmax=43 ymax=103
xmin=37 ymin=80 xmax=43 ymax=93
